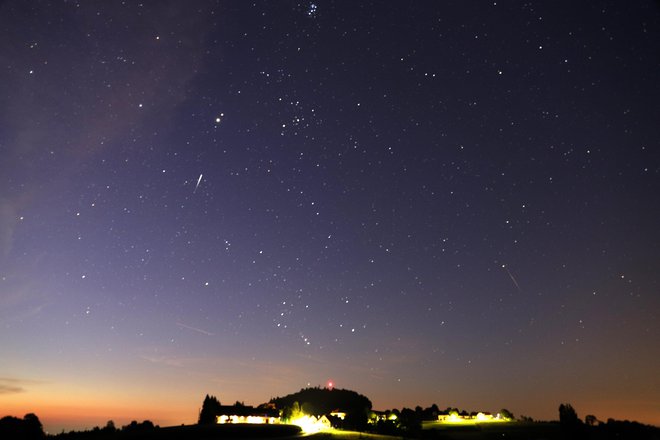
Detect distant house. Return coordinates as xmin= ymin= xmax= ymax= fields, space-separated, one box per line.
xmin=475 ymin=412 xmax=495 ymax=422
xmin=291 ymin=414 xmax=332 ymax=432
xmin=316 ymin=415 xmax=332 ymax=430
xmin=437 ymin=413 xmax=461 ymax=423
xmin=330 ymin=410 xmax=346 ymax=420
xmin=216 ymin=405 xmax=280 ymax=424
xmin=437 ymin=411 xmax=507 ymax=424
xmin=368 ymin=410 xmax=398 ymax=424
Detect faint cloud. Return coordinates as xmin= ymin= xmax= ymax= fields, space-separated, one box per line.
xmin=139 ymin=354 xmax=208 ymax=368
xmin=0 ymin=383 xmax=24 ymax=394
xmin=0 ymin=377 xmax=46 ymax=394
xmin=0 ymin=275 xmax=49 ymax=325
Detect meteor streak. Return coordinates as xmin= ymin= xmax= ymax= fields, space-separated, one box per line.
xmin=193 ymin=173 xmax=203 ymax=193
xmin=176 ymin=322 xmax=213 ymax=336
xmin=502 ymin=264 xmax=522 ymax=292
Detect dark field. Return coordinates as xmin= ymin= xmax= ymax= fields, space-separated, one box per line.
xmin=309 ymin=425 xmax=563 ymax=440
xmin=55 ymin=424 xmax=302 ymax=440
xmin=311 ymin=423 xmax=660 ymax=440
xmin=46 ymin=421 xmax=660 ymax=440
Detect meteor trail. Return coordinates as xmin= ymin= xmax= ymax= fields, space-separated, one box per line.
xmin=176 ymin=322 xmax=213 ymax=336
xmin=502 ymin=264 xmax=522 ymax=292
xmin=193 ymin=173 xmax=203 ymax=193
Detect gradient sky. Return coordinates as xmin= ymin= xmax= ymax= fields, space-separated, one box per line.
xmin=1 ymin=0 xmax=659 ymax=434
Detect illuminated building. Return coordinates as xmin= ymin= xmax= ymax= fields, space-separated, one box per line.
xmin=215 ymin=405 xmax=280 ymax=424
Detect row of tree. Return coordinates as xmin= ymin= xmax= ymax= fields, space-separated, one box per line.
xmin=558 ymin=403 xmax=660 ymax=440
xmin=372 ymin=405 xmax=515 ymax=434
xmin=52 ymin=420 xmax=157 ymax=439
xmin=0 ymin=412 xmax=159 ymax=440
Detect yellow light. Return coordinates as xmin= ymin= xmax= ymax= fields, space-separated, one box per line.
xmin=289 ymin=415 xmax=330 ymax=434
xmin=330 ymin=411 xmax=346 ymax=420
xmin=436 ymin=411 xmax=510 ymax=426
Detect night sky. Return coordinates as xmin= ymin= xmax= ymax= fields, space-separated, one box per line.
xmin=2 ymin=0 xmax=659 ymax=433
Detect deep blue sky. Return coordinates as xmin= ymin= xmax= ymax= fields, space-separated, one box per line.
xmin=1 ymin=0 xmax=659 ymax=432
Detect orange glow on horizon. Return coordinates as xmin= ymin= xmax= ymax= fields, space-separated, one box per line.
xmin=1 ymin=390 xmax=196 ymax=433
xmin=3 ymin=376 xmax=660 ymax=433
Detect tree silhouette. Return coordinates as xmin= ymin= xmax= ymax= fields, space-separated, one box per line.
xmin=0 ymin=414 xmax=44 ymax=440
xmin=585 ymin=414 xmax=598 ymax=426
xmin=559 ymin=403 xmax=580 ymax=426
xmin=23 ymin=413 xmax=44 ymax=439
xmin=199 ymin=394 xmax=223 ymax=424
xmin=423 ymin=404 xmax=439 ymax=420
xmin=559 ymin=403 xmax=583 ymax=439
xmin=102 ymin=420 xmax=116 ymax=433
xmin=499 ymin=408 xmax=514 ymax=420
xmin=398 ymin=407 xmax=421 ymax=433
xmin=122 ymin=420 xmax=156 ymax=432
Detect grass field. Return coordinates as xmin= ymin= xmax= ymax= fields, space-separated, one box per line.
xmin=66 ymin=423 xmax=303 ymax=440
xmin=52 ymin=421 xmax=660 ymax=440
xmin=308 ymin=423 xmax=564 ymax=440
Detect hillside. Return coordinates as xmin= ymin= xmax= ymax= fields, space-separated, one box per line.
xmin=270 ymin=387 xmax=372 ymax=416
